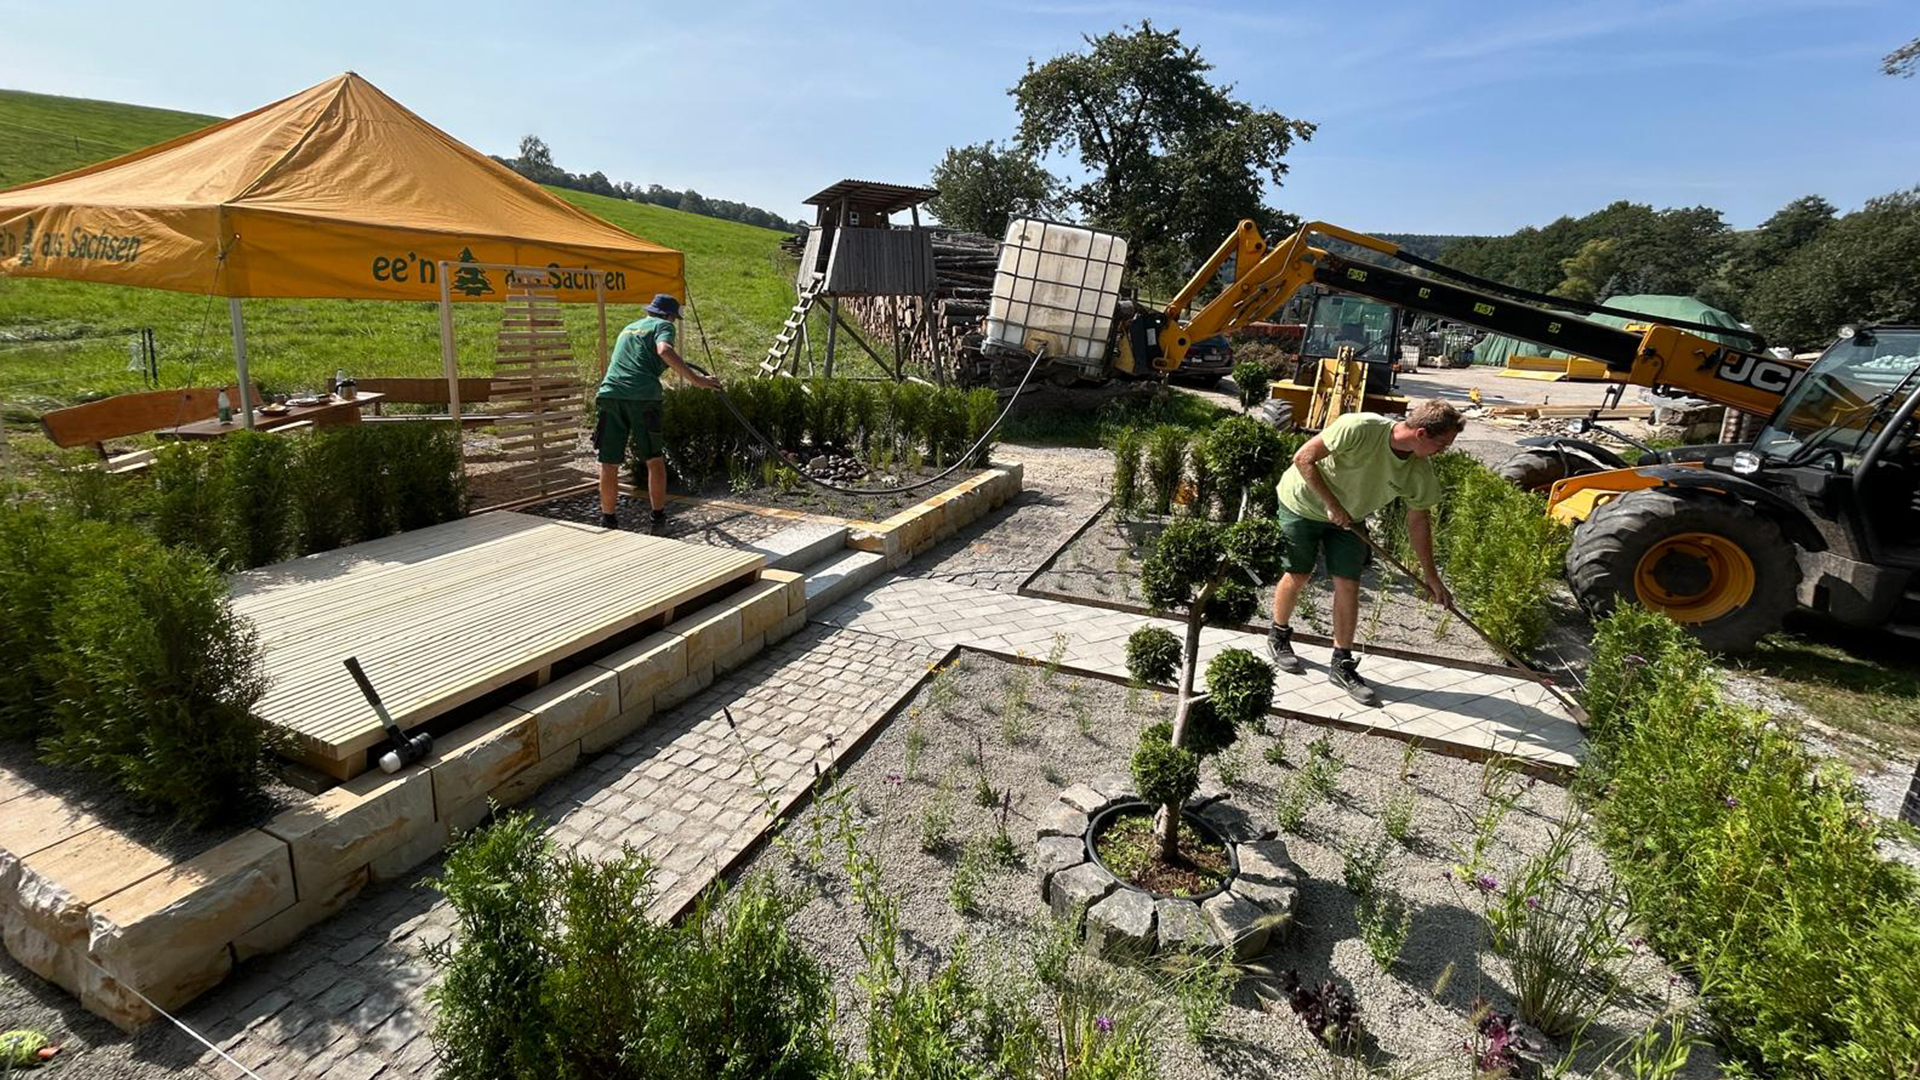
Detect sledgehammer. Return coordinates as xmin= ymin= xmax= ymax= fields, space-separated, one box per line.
xmin=343 ymin=656 xmax=435 ymax=773
xmin=1344 ymin=525 xmax=1589 ymax=726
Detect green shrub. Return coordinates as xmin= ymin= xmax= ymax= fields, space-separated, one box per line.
xmin=1181 ymin=698 xmax=1237 ymax=757
xmin=963 ymin=387 xmax=999 ymax=466
xmin=1124 ymin=626 xmax=1181 ymax=684
xmin=1205 ymin=648 xmax=1274 ymax=726
xmin=35 ymin=526 xmax=271 ymax=825
xmin=1143 ymin=424 xmax=1188 ymax=516
xmin=218 ymin=430 xmax=296 ymax=570
xmin=429 ymin=810 xmax=839 ymax=1080
xmin=1583 ymin=605 xmax=1920 ymax=1078
xmin=1232 ymin=359 xmax=1271 ymax=411
xmin=1186 ymin=428 xmax=1216 ymax=521
xmin=150 ymin=442 xmax=225 ymax=561
xmin=289 ymin=432 xmax=356 ymax=555
xmin=1202 ymin=579 xmax=1256 ymax=624
xmin=381 ymin=421 xmax=466 ymax=532
xmin=1202 ymin=414 xmax=1284 ymax=514
xmin=1110 ymin=427 xmax=1144 ymax=519
xmin=0 ymin=505 xmax=119 ymax=739
xmin=1131 ymin=723 xmax=1200 ymax=810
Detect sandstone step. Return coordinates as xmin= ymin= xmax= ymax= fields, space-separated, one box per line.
xmin=744 ymin=522 xmax=849 ymax=573
xmin=802 ymin=550 xmax=885 ymax=612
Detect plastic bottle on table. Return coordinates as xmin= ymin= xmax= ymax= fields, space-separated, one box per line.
xmin=217 ymin=388 xmax=232 ymax=425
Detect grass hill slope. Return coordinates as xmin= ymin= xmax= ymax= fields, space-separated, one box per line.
xmin=0 ymin=89 xmax=806 ymax=418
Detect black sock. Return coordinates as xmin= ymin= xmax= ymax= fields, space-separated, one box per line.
xmin=1331 ymin=646 xmax=1353 ymax=662
xmin=1270 ymin=623 xmax=1291 ymax=640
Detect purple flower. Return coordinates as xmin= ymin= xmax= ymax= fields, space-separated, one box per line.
xmin=885 ymin=773 xmax=903 ymax=786
xmin=1475 ymin=874 xmax=1498 ymax=893
xmin=1724 ymin=795 xmax=1739 ymax=809
xmin=1524 ymin=895 xmax=1540 ymax=910
xmin=1095 ymin=1015 xmax=1114 ymax=1034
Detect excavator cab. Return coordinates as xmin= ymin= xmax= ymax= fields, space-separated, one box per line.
xmin=1546 ymin=324 xmax=1920 ymax=652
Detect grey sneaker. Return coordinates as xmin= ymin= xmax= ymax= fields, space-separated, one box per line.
xmin=1266 ymin=625 xmax=1305 ymax=675
xmin=1330 ymin=655 xmax=1381 ymax=707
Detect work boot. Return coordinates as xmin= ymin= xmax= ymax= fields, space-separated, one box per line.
xmin=1266 ymin=624 xmax=1305 ymax=675
xmin=647 ymin=509 xmax=667 ymax=536
xmin=1329 ymin=652 xmax=1381 ymax=707
xmin=599 ymin=512 xmax=619 ymax=530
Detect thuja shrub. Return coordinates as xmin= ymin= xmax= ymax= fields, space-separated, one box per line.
xmin=429 ymin=810 xmax=838 ymax=1079
xmin=382 ymin=421 xmax=467 ymax=533
xmin=1232 ymin=359 xmax=1270 ymax=411
xmin=149 ymin=442 xmax=225 ymax=563
xmin=963 ymin=387 xmax=999 ymax=466
xmin=1143 ymin=424 xmax=1189 ymax=516
xmin=1125 ymin=626 xmax=1181 ymax=684
xmin=1110 ymin=426 xmax=1144 ymax=519
xmin=218 ymin=430 xmax=297 ymax=570
xmin=1583 ymin=606 xmax=1920 ymax=1078
xmin=1187 ymin=428 xmax=1217 ymax=521
xmin=7 ymin=507 xmax=273 ymax=825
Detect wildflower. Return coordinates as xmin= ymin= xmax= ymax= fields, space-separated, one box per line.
xmin=1475 ymin=874 xmax=1498 ymax=893
xmin=1095 ymin=1016 xmax=1114 ymax=1034
xmin=1723 ymin=794 xmax=1739 ymax=809
xmin=885 ymin=773 xmax=903 ymax=786
xmin=1524 ymin=895 xmax=1540 ymax=910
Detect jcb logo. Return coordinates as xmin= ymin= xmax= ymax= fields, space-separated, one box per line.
xmin=1714 ymin=352 xmax=1795 ymax=395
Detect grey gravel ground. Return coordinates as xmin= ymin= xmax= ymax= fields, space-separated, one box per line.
xmin=0 ymin=947 xmax=204 ymax=1079
xmin=738 ymin=653 xmax=1720 ymax=1079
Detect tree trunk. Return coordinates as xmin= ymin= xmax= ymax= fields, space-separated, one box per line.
xmin=1160 ymin=575 xmax=1222 ymax=861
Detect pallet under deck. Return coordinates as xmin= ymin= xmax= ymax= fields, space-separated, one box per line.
xmin=230 ymin=511 xmax=765 ymax=779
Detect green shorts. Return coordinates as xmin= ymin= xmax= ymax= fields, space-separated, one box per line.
xmin=594 ymin=396 xmax=665 ymax=465
xmin=1275 ymin=504 xmax=1368 ymax=580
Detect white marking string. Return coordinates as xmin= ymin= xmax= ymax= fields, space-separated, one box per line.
xmin=81 ymin=955 xmax=269 ymax=1080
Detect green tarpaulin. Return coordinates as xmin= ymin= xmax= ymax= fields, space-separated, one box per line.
xmin=1471 ymin=294 xmax=1747 ymax=365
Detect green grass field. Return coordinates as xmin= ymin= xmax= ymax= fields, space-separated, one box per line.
xmin=0 ymin=88 xmax=842 ymax=425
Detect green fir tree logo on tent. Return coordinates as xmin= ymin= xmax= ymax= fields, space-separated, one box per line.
xmin=452 ymin=247 xmax=493 ymax=297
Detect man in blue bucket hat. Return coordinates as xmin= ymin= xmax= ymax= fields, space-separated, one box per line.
xmin=594 ymin=292 xmax=720 ymax=534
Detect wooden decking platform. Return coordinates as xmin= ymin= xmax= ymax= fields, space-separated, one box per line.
xmin=230 ymin=512 xmax=765 ymax=778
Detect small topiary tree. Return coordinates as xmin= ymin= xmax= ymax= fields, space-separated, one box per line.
xmin=1233 ymin=360 xmax=1271 ymax=412
xmin=1125 ymin=626 xmax=1181 ymax=685
xmin=1203 ymin=415 xmax=1285 ymax=520
xmin=1132 ymin=516 xmax=1284 ymax=858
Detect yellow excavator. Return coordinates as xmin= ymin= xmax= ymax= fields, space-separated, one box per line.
xmin=1118 ymin=220 xmax=1919 ymax=652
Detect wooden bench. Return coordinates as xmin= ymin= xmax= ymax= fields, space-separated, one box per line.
xmin=39 ymin=386 xmax=262 ymax=467
xmin=355 ymin=378 xmax=495 ymax=423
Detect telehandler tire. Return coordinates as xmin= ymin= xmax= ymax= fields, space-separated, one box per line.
xmin=1565 ymin=488 xmax=1798 ymax=654
xmin=1494 ymin=448 xmax=1603 ymax=492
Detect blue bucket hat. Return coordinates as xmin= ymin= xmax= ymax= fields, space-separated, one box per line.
xmin=645 ymin=294 xmax=682 ymax=320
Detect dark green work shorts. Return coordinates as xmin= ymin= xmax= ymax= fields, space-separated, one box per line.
xmin=594 ymin=396 xmax=665 ymax=465
xmin=1275 ymin=504 xmax=1368 ymax=579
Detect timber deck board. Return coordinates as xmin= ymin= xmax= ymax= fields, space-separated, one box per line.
xmin=230 ymin=512 xmax=763 ymax=769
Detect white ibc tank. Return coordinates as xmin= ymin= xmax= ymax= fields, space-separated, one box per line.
xmin=984 ymin=219 xmax=1129 ymax=363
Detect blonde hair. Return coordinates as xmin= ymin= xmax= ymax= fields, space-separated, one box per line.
xmin=1404 ymin=398 xmax=1465 ymax=437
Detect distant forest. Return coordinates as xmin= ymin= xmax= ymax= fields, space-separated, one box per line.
xmin=1371 ymin=234 xmax=1485 ymax=261
xmin=494 ymin=135 xmax=802 ymax=233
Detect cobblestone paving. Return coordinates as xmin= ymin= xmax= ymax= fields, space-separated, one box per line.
xmin=901 ymin=446 xmax=1109 ymax=592
xmin=182 ymin=624 xmax=938 ymax=1079
xmin=816 ymin=576 xmax=1585 ymax=769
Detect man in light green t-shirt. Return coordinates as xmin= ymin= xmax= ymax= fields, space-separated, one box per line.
xmin=594 ymin=293 xmax=720 ymax=534
xmin=1269 ymin=400 xmax=1465 ymax=705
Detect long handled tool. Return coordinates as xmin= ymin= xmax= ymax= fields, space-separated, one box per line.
xmin=344 ymin=656 xmax=435 ymax=773
xmin=1345 ymin=526 xmax=1589 ymax=725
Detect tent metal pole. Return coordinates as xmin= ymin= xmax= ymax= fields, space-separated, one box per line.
xmin=438 ymin=263 xmax=463 ymax=463
xmin=596 ymin=273 xmax=608 ymax=381
xmin=228 ymin=298 xmax=256 ymax=429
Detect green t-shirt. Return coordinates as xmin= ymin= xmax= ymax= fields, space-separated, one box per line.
xmin=1277 ymin=413 xmax=1441 ymax=522
xmin=597 ymin=316 xmax=676 ymax=401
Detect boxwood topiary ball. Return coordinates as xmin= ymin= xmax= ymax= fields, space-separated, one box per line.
xmin=1131 ymin=729 xmax=1199 ymax=810
xmin=1125 ymin=626 xmax=1182 ymax=685
xmin=1206 ymin=647 xmax=1275 ymax=728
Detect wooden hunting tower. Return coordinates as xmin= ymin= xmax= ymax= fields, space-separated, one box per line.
xmin=798 ymin=179 xmax=937 ymax=296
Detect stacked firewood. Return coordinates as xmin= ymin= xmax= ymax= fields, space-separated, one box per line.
xmin=837 ymin=230 xmax=1000 ymax=384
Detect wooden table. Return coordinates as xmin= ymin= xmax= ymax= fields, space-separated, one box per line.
xmin=156 ymin=392 xmax=386 ymax=440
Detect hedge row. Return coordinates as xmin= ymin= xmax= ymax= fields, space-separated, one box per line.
xmin=1109 ymin=417 xmax=1306 ymax=523
xmin=0 ymin=501 xmax=271 ymax=825
xmin=1584 ymin=606 xmax=1920 ymax=1078
xmin=148 ymin=423 xmax=467 ymax=571
xmin=660 ymin=379 xmax=1000 ymax=485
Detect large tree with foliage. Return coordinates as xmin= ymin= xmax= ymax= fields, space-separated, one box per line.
xmin=927 ymin=141 xmax=1059 ymax=237
xmin=1011 ymin=22 xmax=1314 ymax=287
xmin=1441 ymin=201 xmax=1732 ymax=302
xmin=1745 ymin=188 xmax=1920 ymax=350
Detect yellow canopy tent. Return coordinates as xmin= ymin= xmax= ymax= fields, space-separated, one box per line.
xmin=0 ymin=72 xmax=684 ymax=425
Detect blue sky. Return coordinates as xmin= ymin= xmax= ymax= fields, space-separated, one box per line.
xmin=4 ymin=0 xmax=1915 ymax=234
